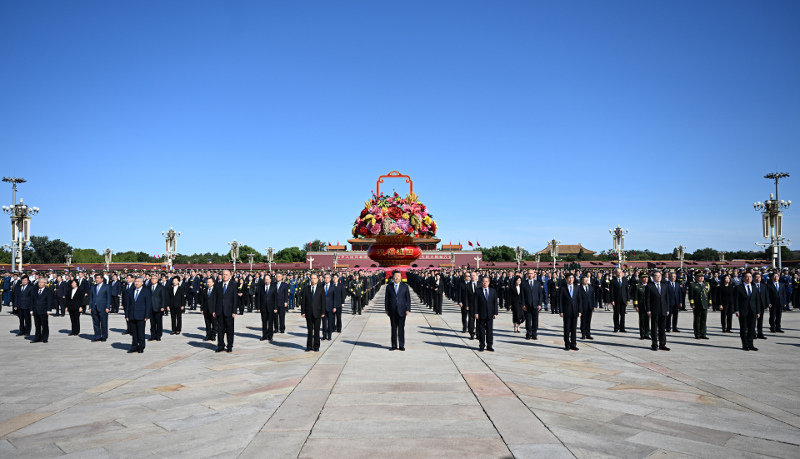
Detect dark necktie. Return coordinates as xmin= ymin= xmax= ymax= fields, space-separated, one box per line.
xmin=747 ymin=284 xmax=751 ymax=297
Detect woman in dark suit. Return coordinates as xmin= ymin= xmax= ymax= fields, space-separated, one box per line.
xmin=509 ymin=276 xmax=524 ymax=332
xmin=602 ymin=274 xmax=612 ymax=311
xmin=65 ymin=279 xmax=83 ymax=335
xmin=167 ymin=276 xmax=185 ymax=335
xmin=433 ymin=273 xmax=444 ymax=315
xmin=717 ymin=274 xmax=735 ymax=333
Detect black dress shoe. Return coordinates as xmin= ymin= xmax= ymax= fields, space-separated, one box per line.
xmin=570 ymin=345 xmax=579 ymax=351
xmin=313 ymin=348 xmax=319 ymax=352
xmin=479 ymin=347 xmax=485 ymax=352
xmin=148 ymin=338 xmax=155 ymax=342
xmin=92 ymin=339 xmax=100 ymax=342
xmin=659 ymin=345 xmax=670 ymax=351
xmin=16 ymin=333 xmax=23 ymax=337
xmin=122 ymin=332 xmax=130 ymax=335
xmin=587 ymin=336 xmax=594 ymax=340
xmin=390 ymin=347 xmax=397 ymax=351
xmin=673 ymin=329 xmax=680 ymax=333
xmin=128 ymin=349 xmax=136 ymax=353
xmin=742 ymin=347 xmax=750 ymax=351
xmin=260 ymin=338 xmax=267 ymax=341
xmin=564 ymin=346 xmax=570 ymax=351
xmin=525 ymin=336 xmax=531 ymax=340
xmin=749 ymin=346 xmax=759 ymax=351
xmin=776 ymin=330 xmax=785 ymax=333
xmin=701 ymin=336 xmax=709 ymax=340
xmin=216 ymin=348 xmax=224 ymax=353
xmin=486 ymin=347 xmax=494 ymax=352
xmin=138 ymin=350 xmax=143 ymax=353
xmin=639 ymin=337 xmax=646 ymax=340
xmin=533 ymin=336 xmax=538 ymax=340
xmin=100 ymin=339 xmax=107 ymax=342
xmin=651 ymin=345 xmax=658 ymax=351
xmin=226 ymin=349 xmax=232 ymax=353
xmin=306 ymin=348 xmax=312 ymax=352
xmin=461 ymin=329 xmax=467 ymax=333
xmin=42 ymin=341 xmax=47 ymax=343
xmin=31 ymin=339 xmax=41 ymax=343
xmin=757 ymin=335 xmax=767 ymax=340
xmin=399 ymin=347 xmax=405 ymax=351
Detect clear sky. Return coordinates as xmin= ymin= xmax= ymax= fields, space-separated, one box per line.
xmin=1 ymin=0 xmax=798 ymax=256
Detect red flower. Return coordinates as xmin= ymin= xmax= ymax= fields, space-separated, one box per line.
xmin=387 ymin=207 xmax=403 ymax=220
xmin=360 ymin=208 xmax=368 ymax=218
xmin=359 ymin=226 xmax=369 ymax=235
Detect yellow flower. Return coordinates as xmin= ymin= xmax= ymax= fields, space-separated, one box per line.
xmin=402 ymin=213 xmax=409 ymax=219
xmin=423 ymin=216 xmax=431 ymax=225
xmin=395 ymin=228 xmax=402 ymax=234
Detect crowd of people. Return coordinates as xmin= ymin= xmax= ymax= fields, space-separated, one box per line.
xmin=1 ymin=265 xmax=797 ymax=354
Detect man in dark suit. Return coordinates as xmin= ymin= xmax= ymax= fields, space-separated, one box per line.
xmin=385 ymin=271 xmax=411 ymax=351
xmin=473 ymin=276 xmax=498 ymax=352
xmin=752 ymin=272 xmax=768 ymax=339
xmin=198 ymin=277 xmax=217 ymax=341
xmin=734 ymin=272 xmax=762 ymax=351
xmin=767 ymin=272 xmax=787 ymax=333
xmin=125 ymin=277 xmax=151 ymax=353
xmin=257 ymin=274 xmax=276 ymax=341
xmin=332 ymin=273 xmax=345 ymax=333
xmin=274 ymin=273 xmax=289 ymax=333
xmin=301 ymin=273 xmax=325 ymax=351
xmin=13 ymin=275 xmax=33 ymax=336
xmin=610 ymin=268 xmax=629 ymax=332
xmin=521 ymin=270 xmax=545 ymax=340
xmin=30 ymin=278 xmax=55 ymax=343
xmin=148 ymin=276 xmax=166 ymax=341
xmin=215 ymin=270 xmax=238 ymax=353
xmin=321 ymin=273 xmax=336 ymax=341
xmin=109 ymin=273 xmax=122 ymax=313
xmin=459 ymin=273 xmax=477 ymax=339
xmin=578 ymin=275 xmax=597 ymax=340
xmin=644 ymin=271 xmax=670 ymax=351
xmin=665 ymin=272 xmax=683 ymax=333
xmin=88 ymin=274 xmax=111 ymax=342
xmin=558 ymin=273 xmax=583 ymax=350
xmin=56 ymin=275 xmax=68 ymax=317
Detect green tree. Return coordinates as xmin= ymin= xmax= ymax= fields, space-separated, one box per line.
xmin=23 ymin=236 xmax=72 ymax=264
xmin=689 ymin=247 xmax=719 ymax=261
xmin=479 ymin=245 xmax=515 ymax=262
xmin=115 ymin=251 xmax=152 ymax=262
xmin=303 ymin=240 xmax=327 ymax=252
xmin=72 ymin=248 xmax=103 ymax=263
xmin=234 ymin=244 xmax=263 ymax=263
xmin=275 ymin=247 xmax=305 ymax=263
xmin=0 ymin=247 xmax=10 ymax=264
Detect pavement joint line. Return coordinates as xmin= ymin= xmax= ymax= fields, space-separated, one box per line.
xmin=419 ymin=295 xmax=574 ymax=458
xmin=583 ymin=337 xmax=800 ymax=431
xmin=236 ymin=291 xmax=374 ymax=458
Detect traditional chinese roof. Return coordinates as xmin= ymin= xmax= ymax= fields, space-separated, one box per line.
xmin=537 ymin=244 xmax=596 ymax=255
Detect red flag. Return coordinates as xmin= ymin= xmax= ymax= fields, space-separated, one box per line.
xmin=468 ymin=241 xmax=473 ymax=247
xmin=328 ymin=241 xmax=331 ymax=247
xmin=477 ymin=241 xmax=481 ymax=247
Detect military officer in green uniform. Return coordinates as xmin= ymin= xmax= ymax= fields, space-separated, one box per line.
xmin=633 ymin=272 xmax=651 ymax=340
xmin=349 ymin=273 xmax=363 ymax=315
xmin=689 ymin=271 xmax=712 ymax=339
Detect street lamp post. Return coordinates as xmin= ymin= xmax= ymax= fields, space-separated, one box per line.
xmin=162 ymin=228 xmax=180 ymax=271
xmin=754 ymin=172 xmax=791 ymax=269
xmin=229 ymin=240 xmax=240 ymax=272
xmin=2 ymin=177 xmax=29 ymax=270
xmin=675 ymin=245 xmax=686 ymax=270
xmin=103 ymin=248 xmax=114 ymax=272
xmin=515 ymin=246 xmax=524 ymax=271
xmin=247 ymin=253 xmax=255 ymax=271
xmin=609 ymin=225 xmax=628 ymax=269
xmin=2 ymin=183 xmax=39 ymax=273
xmin=549 ymin=238 xmax=561 ymax=270
xmin=265 ymin=246 xmax=274 ymax=271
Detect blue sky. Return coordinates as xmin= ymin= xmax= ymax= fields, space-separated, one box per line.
xmin=1 ymin=0 xmax=798 ymax=256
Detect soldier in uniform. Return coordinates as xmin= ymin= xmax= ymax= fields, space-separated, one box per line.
xmin=349 ymin=273 xmax=363 ymax=315
xmin=689 ymin=271 xmax=712 ymax=340
xmin=633 ymin=272 xmax=651 ymax=340
xmin=288 ymin=275 xmax=297 ymax=310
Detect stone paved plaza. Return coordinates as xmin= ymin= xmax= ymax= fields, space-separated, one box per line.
xmin=1 ymin=290 xmax=799 ymax=458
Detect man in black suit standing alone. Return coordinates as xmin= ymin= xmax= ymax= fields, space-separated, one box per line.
xmin=125 ymin=277 xmax=150 ymax=353
xmin=274 ymin=273 xmax=289 ymax=334
xmin=215 ymin=270 xmax=238 ymax=353
xmin=385 ymin=271 xmax=411 ymax=351
xmin=734 ymin=272 xmax=762 ymax=351
xmin=558 ymin=273 xmax=583 ymax=351
xmin=301 ymin=273 xmax=325 ymax=352
xmin=578 ymin=275 xmax=597 ymax=340
xmin=644 ymin=271 xmax=670 ymax=351
xmin=473 ymin=276 xmax=498 ymax=352
xmin=30 ymin=278 xmax=55 ymax=343
xmin=322 ymin=273 xmax=336 ymax=341
xmin=459 ymin=272 xmax=477 ymax=339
